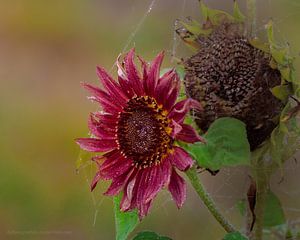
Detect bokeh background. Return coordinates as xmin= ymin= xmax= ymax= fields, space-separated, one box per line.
xmin=1 ymin=0 xmax=300 ymax=239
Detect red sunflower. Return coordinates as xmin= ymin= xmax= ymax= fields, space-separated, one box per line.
xmin=76 ymin=49 xmax=204 ymax=219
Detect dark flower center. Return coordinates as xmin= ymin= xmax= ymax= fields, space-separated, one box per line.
xmin=117 ymin=96 xmax=173 ymax=168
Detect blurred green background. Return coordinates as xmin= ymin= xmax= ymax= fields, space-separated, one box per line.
xmin=0 ymin=0 xmax=300 ymax=239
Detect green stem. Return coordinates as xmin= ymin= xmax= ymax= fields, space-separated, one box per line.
xmin=186 ymin=167 xmax=236 ymax=233
xmin=253 ymin=164 xmax=269 ymax=240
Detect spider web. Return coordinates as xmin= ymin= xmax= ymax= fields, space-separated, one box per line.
xmin=76 ymin=1 xmax=300 ymax=239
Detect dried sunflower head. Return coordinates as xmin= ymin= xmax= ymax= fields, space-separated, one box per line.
xmin=177 ymin=1 xmax=296 ymax=151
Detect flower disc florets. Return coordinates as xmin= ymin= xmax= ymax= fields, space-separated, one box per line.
xmin=117 ymin=96 xmax=173 ymax=169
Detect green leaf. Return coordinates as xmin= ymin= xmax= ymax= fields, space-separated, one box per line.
xmin=270 ymin=47 xmax=289 ymax=66
xmin=266 ymin=20 xmax=275 ymax=46
xmin=264 ymin=190 xmax=286 ymax=227
xmin=179 ymin=20 xmax=204 ymax=36
xmin=185 ymin=117 xmax=250 ymax=171
xmin=271 ymin=101 xmax=300 ymax=165
xmin=233 ymin=1 xmax=245 ymax=23
xmin=180 ymin=19 xmax=212 ymax=37
xmin=200 ymin=2 xmax=234 ymax=26
xmin=223 ymin=232 xmax=248 ymax=240
xmin=132 ymin=231 xmax=172 ymax=240
xmin=265 ymin=20 xmax=294 ymax=71
xmin=175 ymin=65 xmax=185 ymax=81
xmin=279 ymin=66 xmax=292 ymax=82
xmin=249 ymin=38 xmax=270 ymax=54
xmin=114 ymin=193 xmax=139 ymax=240
xmin=271 ymin=85 xmax=291 ymax=101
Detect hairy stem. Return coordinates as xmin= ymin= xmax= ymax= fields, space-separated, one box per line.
xmin=186 ymin=167 xmax=236 ymax=233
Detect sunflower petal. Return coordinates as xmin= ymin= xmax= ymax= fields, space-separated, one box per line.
xmin=96 ymin=66 xmax=128 ymax=105
xmin=100 ymin=152 xmax=133 ymax=180
xmin=82 ymin=82 xmax=121 ymax=112
xmin=137 ymin=55 xmax=149 ymax=82
xmin=168 ymin=98 xmax=202 ymax=123
xmin=155 ymin=69 xmax=174 ymax=102
xmin=76 ymin=138 xmax=117 ymax=152
xmin=144 ymin=51 xmax=164 ymax=96
xmin=171 ymin=147 xmax=194 ymax=171
xmin=156 ymin=69 xmax=180 ymax=109
xmin=136 ymin=168 xmax=151 ymax=205
xmin=91 ymin=172 xmax=102 ymax=191
xmin=175 ymin=124 xmax=205 ymax=143
xmin=124 ymin=49 xmax=144 ymax=95
xmin=143 ymin=157 xmax=171 ymax=203
xmin=120 ymin=171 xmax=140 ymax=211
xmin=168 ymin=169 xmax=186 ymax=208
xmin=116 ymin=55 xmax=135 ymax=98
xmin=104 ymin=168 xmax=135 ymax=196
xmin=164 ymin=84 xmax=180 ymax=111
xmin=170 ymin=119 xmax=183 ymax=138
xmin=137 ymin=200 xmax=152 ymax=220
xmin=88 ymin=114 xmax=116 ymax=139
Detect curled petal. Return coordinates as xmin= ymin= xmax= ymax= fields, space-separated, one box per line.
xmin=76 ymin=138 xmax=117 ymax=152
xmin=168 ymin=98 xmax=202 ymax=123
xmin=156 ymin=69 xmax=180 ymax=110
xmin=116 ymin=55 xmax=135 ymax=98
xmin=171 ymin=147 xmax=194 ymax=171
xmin=124 ymin=49 xmax=144 ymax=95
xmin=155 ymin=69 xmax=174 ymax=103
xmin=164 ymin=82 xmax=180 ymax=111
xmin=168 ymin=169 xmax=186 ymax=208
xmin=175 ymin=124 xmax=205 ymax=143
xmin=144 ymin=51 xmax=164 ymax=96
xmin=116 ymin=54 xmax=127 ymax=79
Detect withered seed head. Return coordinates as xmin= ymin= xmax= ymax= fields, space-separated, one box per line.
xmin=184 ymin=22 xmax=283 ymax=150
